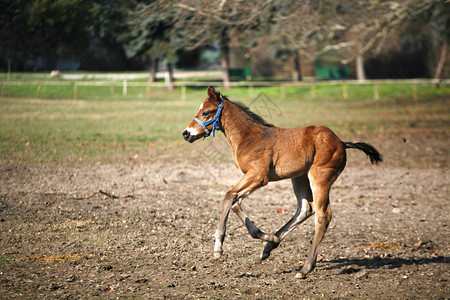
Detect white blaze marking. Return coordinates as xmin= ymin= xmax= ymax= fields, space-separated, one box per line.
xmin=199 ymin=102 xmax=204 ymax=111
xmin=184 ymin=127 xmax=199 ymax=136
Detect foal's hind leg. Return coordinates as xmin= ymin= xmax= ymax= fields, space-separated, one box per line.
xmin=298 ymin=168 xmax=338 ymax=278
xmin=261 ymin=175 xmax=314 ymax=261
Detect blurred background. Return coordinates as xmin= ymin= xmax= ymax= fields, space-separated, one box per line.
xmin=0 ymin=0 xmax=449 ymax=84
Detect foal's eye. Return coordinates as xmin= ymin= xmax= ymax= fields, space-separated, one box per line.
xmin=202 ymin=111 xmax=210 ymax=117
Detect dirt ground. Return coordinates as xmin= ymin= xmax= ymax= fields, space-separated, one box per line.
xmin=0 ymin=138 xmax=449 ymax=299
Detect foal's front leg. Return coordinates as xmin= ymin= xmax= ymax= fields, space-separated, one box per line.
xmin=213 ymin=172 xmax=269 ymax=259
xmin=232 ymin=202 xmax=280 ymax=244
xmin=213 ymin=191 xmax=236 ymax=259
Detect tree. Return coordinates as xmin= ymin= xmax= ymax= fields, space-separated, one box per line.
xmin=0 ymin=0 xmax=98 ymax=70
xmin=268 ymin=0 xmax=323 ymax=81
xmin=321 ymin=0 xmax=440 ymax=81
xmin=0 ymin=0 xmax=33 ymax=70
xmin=27 ymin=0 xmax=97 ymax=69
xmin=426 ymin=1 xmax=450 ymax=84
xmin=121 ymin=1 xmax=179 ymax=88
xmin=171 ymin=0 xmax=273 ymax=88
xmin=363 ymin=0 xmax=449 ymax=81
xmin=78 ymin=0 xmax=138 ymax=71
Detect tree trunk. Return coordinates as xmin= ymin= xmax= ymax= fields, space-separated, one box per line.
xmin=149 ymin=58 xmax=159 ymax=82
xmin=293 ymin=50 xmax=302 ymax=82
xmin=219 ymin=28 xmax=231 ymax=89
xmin=433 ymin=39 xmax=448 ymax=88
xmin=221 ymin=45 xmax=231 ymax=89
xmin=166 ymin=62 xmax=174 ymax=91
xmin=45 ymin=51 xmax=58 ymax=71
xmin=356 ymin=52 xmax=366 ymax=82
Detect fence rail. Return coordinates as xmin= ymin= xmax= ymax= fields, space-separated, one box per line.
xmin=1 ymin=79 xmax=448 ymax=101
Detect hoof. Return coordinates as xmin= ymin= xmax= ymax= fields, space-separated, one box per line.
xmin=213 ymin=251 xmax=223 ymax=260
xmin=297 ymin=264 xmax=314 ymax=279
xmin=294 ymin=272 xmax=307 ymax=279
xmin=260 ymin=250 xmax=270 ymax=261
xmin=261 ymin=241 xmax=279 ymax=261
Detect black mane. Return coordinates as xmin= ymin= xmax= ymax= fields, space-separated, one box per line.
xmin=220 ymin=94 xmax=274 ymax=127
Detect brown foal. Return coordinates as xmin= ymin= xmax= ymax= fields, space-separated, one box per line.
xmin=182 ymin=86 xmax=382 ymax=278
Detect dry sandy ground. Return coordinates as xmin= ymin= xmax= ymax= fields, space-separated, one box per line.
xmin=0 ymin=148 xmax=448 ymax=299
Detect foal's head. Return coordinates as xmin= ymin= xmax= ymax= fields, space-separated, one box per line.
xmin=182 ymin=86 xmax=224 ymax=143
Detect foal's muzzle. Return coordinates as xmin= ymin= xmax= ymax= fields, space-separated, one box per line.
xmin=182 ymin=129 xmax=196 ymax=143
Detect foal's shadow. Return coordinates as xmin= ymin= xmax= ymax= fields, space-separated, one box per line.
xmin=321 ymin=255 xmax=449 ymax=274
xmin=269 ymin=256 xmax=449 ymax=277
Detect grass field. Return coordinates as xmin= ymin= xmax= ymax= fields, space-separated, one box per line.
xmin=0 ymin=83 xmax=449 ymax=165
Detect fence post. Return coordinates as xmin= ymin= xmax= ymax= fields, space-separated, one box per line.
xmin=74 ymin=82 xmax=78 ymax=99
xmin=146 ymin=84 xmax=151 ymax=100
xmin=280 ymin=85 xmax=285 ymax=100
xmin=7 ymin=59 xmax=11 ymax=82
xmin=412 ymin=84 xmax=418 ymax=100
xmin=311 ymin=85 xmax=316 ymax=99
xmin=36 ymin=83 xmax=42 ymax=98
xmin=110 ymin=85 xmax=115 ymax=100
xmin=343 ymin=85 xmax=348 ymax=100
xmin=1 ymin=83 xmax=5 ymax=97
xmin=373 ymin=84 xmax=380 ymax=100
xmin=123 ymin=80 xmax=127 ymax=96
xmin=181 ymin=84 xmax=186 ymax=101
xmin=249 ymin=84 xmax=254 ymax=98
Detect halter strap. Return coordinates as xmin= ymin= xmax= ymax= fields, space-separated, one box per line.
xmin=193 ymin=97 xmax=224 ymax=137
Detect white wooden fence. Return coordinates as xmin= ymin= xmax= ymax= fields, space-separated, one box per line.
xmin=0 ymin=79 xmax=447 ymax=101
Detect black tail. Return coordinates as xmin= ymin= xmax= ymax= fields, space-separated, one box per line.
xmin=343 ymin=142 xmax=383 ymax=165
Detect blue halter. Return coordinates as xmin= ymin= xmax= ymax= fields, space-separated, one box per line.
xmin=193 ymin=96 xmax=224 ymax=137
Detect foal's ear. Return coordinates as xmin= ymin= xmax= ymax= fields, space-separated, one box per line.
xmin=207 ymin=86 xmax=219 ymax=101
